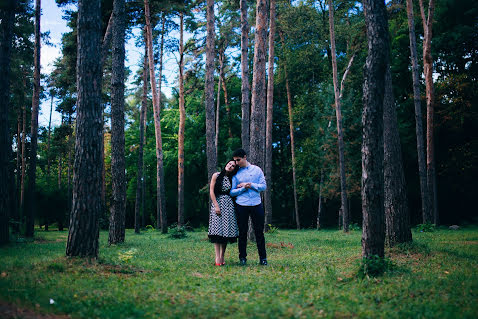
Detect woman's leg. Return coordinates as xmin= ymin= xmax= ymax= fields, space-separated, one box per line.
xmin=214 ymin=243 xmax=221 ymax=265
xmin=220 ymin=243 xmax=227 ymax=264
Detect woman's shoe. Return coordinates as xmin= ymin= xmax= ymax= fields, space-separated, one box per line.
xmin=215 ymin=262 xmax=222 ymax=266
xmin=221 ymin=262 xmax=225 ymax=266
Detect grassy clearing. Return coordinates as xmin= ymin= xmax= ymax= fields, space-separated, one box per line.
xmin=1 ymin=227 xmax=477 ymax=318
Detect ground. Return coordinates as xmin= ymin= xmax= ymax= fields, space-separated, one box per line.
xmin=0 ymin=226 xmax=477 ymax=318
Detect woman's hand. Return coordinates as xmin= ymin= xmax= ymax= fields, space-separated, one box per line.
xmin=215 ymin=205 xmax=221 ymax=215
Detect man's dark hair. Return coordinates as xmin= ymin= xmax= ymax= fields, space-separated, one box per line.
xmin=232 ymin=148 xmax=247 ymax=158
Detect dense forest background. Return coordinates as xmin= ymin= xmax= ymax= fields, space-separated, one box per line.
xmin=4 ymin=0 xmax=477 ymax=233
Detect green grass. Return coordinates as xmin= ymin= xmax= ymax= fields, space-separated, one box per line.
xmin=1 ymin=227 xmax=477 ymax=318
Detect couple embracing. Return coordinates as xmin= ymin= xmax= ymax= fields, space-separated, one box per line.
xmin=208 ymin=148 xmax=268 ymax=266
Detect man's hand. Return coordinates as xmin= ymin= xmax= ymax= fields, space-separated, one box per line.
xmin=238 ymin=182 xmax=251 ymax=189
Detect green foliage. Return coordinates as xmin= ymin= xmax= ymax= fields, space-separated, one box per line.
xmin=416 ymin=223 xmax=436 ymax=233
xmin=358 ymin=255 xmax=394 ymax=278
xmin=167 ymin=224 xmax=188 ymax=239
xmin=349 ymin=223 xmax=361 ymax=231
xmin=266 ymin=224 xmax=279 ymax=234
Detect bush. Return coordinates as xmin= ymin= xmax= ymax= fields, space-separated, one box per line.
xmin=416 ymin=223 xmax=436 ymax=232
xmin=266 ymin=224 xmax=279 ymax=234
xmin=358 ymin=255 xmax=393 ymax=277
xmin=168 ymin=225 xmax=188 ymax=239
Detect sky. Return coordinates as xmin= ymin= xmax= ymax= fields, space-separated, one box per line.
xmin=38 ymin=0 xmax=180 ymax=128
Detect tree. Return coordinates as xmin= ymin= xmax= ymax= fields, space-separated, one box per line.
xmin=328 ymin=0 xmax=349 ymax=232
xmin=240 ymin=0 xmax=250 ymax=154
xmin=418 ymin=0 xmax=438 ymax=224
xmin=178 ymin=11 xmax=185 ymax=227
xmin=205 ymin=0 xmax=217 ymax=184
xmin=0 ymin=0 xmax=16 ymax=245
xmin=361 ymin=0 xmax=389 ymax=259
xmin=405 ymin=0 xmax=431 ymax=225
xmin=134 ymin=43 xmax=148 ymax=234
xmin=66 ymin=0 xmax=104 ymax=257
xmin=108 ymin=0 xmax=127 ymax=244
xmin=144 ymin=1 xmax=167 ymax=233
xmin=264 ymin=0 xmax=276 ymax=230
xmin=249 ymin=0 xmax=268 ymax=170
xmin=383 ymin=66 xmax=412 ymax=246
xmin=25 ymin=0 xmax=41 ymax=238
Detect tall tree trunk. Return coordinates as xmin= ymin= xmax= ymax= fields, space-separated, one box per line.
xmin=264 ymin=0 xmax=276 ymax=231
xmin=108 ymin=0 xmax=126 ymax=245
xmin=144 ymin=3 xmax=167 ymax=233
xmin=383 ymin=67 xmax=412 ymax=246
xmin=250 ymin=0 xmax=267 ymax=170
xmin=14 ymin=107 xmax=21 ymax=234
xmin=240 ymin=0 xmax=250 ymax=154
xmin=178 ymin=12 xmax=185 ymax=227
xmin=279 ymin=31 xmax=300 ymax=230
xmin=20 ymin=96 xmax=27 ymax=217
xmin=328 ymin=0 xmax=349 ymax=232
xmin=141 ymin=66 xmax=147 ymax=228
xmin=0 ymin=0 xmax=16 ymax=245
xmin=418 ymin=0 xmax=438 ymax=224
xmin=221 ymin=71 xmax=232 ymax=139
xmin=25 ymin=0 xmax=41 ymax=238
xmin=361 ymin=0 xmax=389 ymax=259
xmin=406 ymin=0 xmax=431 ymax=225
xmin=135 ymin=42 xmax=148 ymax=234
xmin=215 ymin=51 xmax=223 ymax=160
xmin=205 ymin=0 xmax=217 ymax=184
xmin=45 ymin=93 xmax=54 ymax=231
xmin=316 ymin=169 xmax=324 ymax=230
xmin=66 ymin=0 xmax=103 ymax=257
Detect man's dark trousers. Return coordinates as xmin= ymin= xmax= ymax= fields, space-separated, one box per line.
xmin=236 ymin=203 xmax=267 ymax=260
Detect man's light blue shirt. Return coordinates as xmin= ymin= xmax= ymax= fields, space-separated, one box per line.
xmin=230 ymin=163 xmax=267 ymax=206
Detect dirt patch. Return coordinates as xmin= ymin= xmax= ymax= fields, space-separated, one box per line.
xmin=0 ymin=300 xmax=71 ymax=319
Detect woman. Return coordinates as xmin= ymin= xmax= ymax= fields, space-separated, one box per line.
xmin=208 ymin=160 xmax=239 ymax=266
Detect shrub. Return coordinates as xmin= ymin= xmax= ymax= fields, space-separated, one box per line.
xmin=416 ymin=223 xmax=436 ymax=232
xmin=266 ymin=224 xmax=279 ymax=234
xmin=358 ymin=255 xmax=393 ymax=277
xmin=168 ymin=225 xmax=188 ymax=239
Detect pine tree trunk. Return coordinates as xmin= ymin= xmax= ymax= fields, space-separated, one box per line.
xmin=221 ymin=72 xmax=232 ymax=139
xmin=383 ymin=66 xmax=412 ymax=246
xmin=205 ymin=0 xmax=217 ymax=183
xmin=316 ymin=169 xmax=324 ymax=230
xmin=250 ymin=0 xmax=268 ymax=171
xmin=240 ymin=0 xmax=250 ymax=154
xmin=21 ymin=99 xmax=27 ymax=217
xmin=135 ymin=42 xmax=148 ymax=234
xmin=178 ymin=12 xmax=185 ymax=227
xmin=0 ymin=0 xmax=16 ymax=245
xmin=264 ymin=0 xmax=276 ymax=231
xmin=45 ymin=93 xmax=53 ymax=231
xmin=406 ymin=0 xmax=431 ymax=225
xmin=141 ymin=67 xmax=147 ymax=229
xmin=25 ymin=0 xmax=41 ymax=238
xmin=328 ymin=0 xmax=349 ymax=232
xmin=66 ymin=0 xmax=103 ymax=257
xmin=108 ymin=0 xmax=126 ymax=245
xmin=215 ymin=52 xmax=223 ymax=160
xmin=361 ymin=0 xmax=389 ymax=259
xmin=144 ymin=2 xmax=167 ymax=233
xmin=418 ymin=0 xmax=438 ymax=225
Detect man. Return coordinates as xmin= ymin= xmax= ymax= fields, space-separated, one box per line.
xmin=230 ymin=148 xmax=267 ymax=266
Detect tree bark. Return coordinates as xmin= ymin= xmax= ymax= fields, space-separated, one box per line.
xmin=0 ymin=0 xmax=16 ymax=245
xmin=144 ymin=2 xmax=167 ymax=233
xmin=45 ymin=93 xmax=54 ymax=231
xmin=20 ymin=90 xmax=27 ymax=217
xmin=221 ymin=71 xmax=232 ymax=139
xmin=66 ymin=0 xmax=103 ymax=257
xmin=316 ymin=169 xmax=324 ymax=230
xmin=250 ymin=0 xmax=268 ymax=171
xmin=240 ymin=0 xmax=250 ymax=154
xmin=25 ymin=0 xmax=42 ymax=238
xmin=215 ymin=51 xmax=223 ymax=160
xmin=383 ymin=66 xmax=412 ymax=246
xmin=264 ymin=0 xmax=276 ymax=231
xmin=178 ymin=12 xmax=185 ymax=227
xmin=406 ymin=0 xmax=431 ymax=224
xmin=418 ymin=0 xmax=438 ymax=224
xmin=205 ymin=0 xmax=217 ymax=184
xmin=135 ymin=41 xmax=148 ymax=234
xmin=328 ymin=0 xmax=349 ymax=232
xmin=101 ymin=13 xmax=114 ymax=68
xmin=361 ymin=0 xmax=389 ymax=259
xmin=108 ymin=0 xmax=126 ymax=245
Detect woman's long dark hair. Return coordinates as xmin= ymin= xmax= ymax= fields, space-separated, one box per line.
xmin=214 ymin=160 xmax=239 ymax=195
